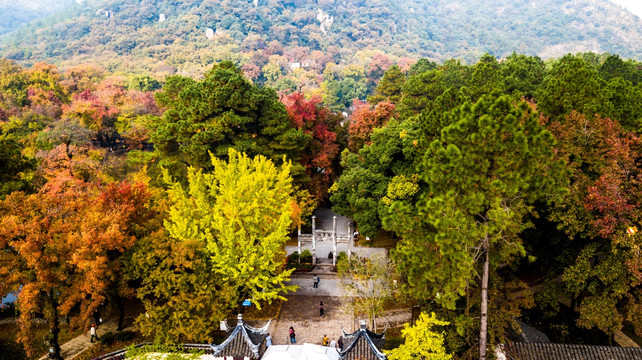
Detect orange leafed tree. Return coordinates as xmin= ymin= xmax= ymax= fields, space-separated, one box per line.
xmin=548 ymin=111 xmax=642 ymax=336
xmin=0 ymin=177 xmax=151 ymax=359
xmin=348 ymin=100 xmax=396 ymax=152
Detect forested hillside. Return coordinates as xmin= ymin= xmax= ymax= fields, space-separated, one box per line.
xmin=2 ymin=0 xmax=642 ymax=358
xmin=1 ymin=52 xmax=641 ymax=359
xmin=0 ymin=0 xmax=74 ymax=36
xmin=1 ymin=0 xmax=641 ymax=76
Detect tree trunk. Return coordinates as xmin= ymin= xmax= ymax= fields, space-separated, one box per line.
xmin=116 ymin=295 xmax=125 ymax=331
xmin=479 ymin=231 xmax=490 ymax=360
xmin=567 ymin=296 xmax=577 ymax=333
xmin=49 ymin=295 xmax=63 ymax=360
xmin=465 ymin=280 xmax=470 ymax=316
xmin=93 ymin=309 xmax=101 ymax=326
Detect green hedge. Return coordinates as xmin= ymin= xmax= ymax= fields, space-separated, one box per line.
xmin=287 ymin=251 xmax=299 ymax=264
xmin=300 ymin=249 xmax=313 ymax=263
xmin=286 ymin=263 xmax=314 ymax=272
xmin=99 ymin=331 xmax=137 ymax=346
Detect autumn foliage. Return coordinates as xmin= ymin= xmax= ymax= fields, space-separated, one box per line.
xmin=0 ymin=177 xmax=151 ymax=357
xmin=282 ymin=92 xmax=342 ymax=200
xmin=348 ymin=100 xmax=396 ymax=152
xmin=3 ymin=51 xmax=642 ymax=358
xmin=549 ymin=112 xmax=642 ymax=240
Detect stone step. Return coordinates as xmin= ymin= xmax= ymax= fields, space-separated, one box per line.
xmin=317 ymin=257 xmax=333 ymax=264
xmin=272 ymin=319 xmax=348 ymax=346
xmin=312 ymin=265 xmax=335 ymax=273
xmin=271 ymin=295 xmax=354 ymax=346
xmin=290 ymin=272 xmax=337 ymax=279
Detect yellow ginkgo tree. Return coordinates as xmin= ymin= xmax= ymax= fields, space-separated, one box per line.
xmin=131 ymin=149 xmax=298 ymax=343
xmin=165 ymin=148 xmax=298 ymax=306
xmin=387 ymin=312 xmax=452 ymax=360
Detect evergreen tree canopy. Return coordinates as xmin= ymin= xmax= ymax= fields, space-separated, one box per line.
xmin=331 ymin=117 xmax=421 ymax=238
xmin=500 ymin=53 xmax=546 ymax=99
xmin=392 ymin=95 xmax=566 ymax=306
xmin=152 ymin=61 xmax=309 ymax=179
xmin=368 ymin=65 xmax=406 ymax=104
xmin=536 ymin=55 xmax=606 ymax=120
xmin=388 ymin=95 xmax=566 ymax=358
xmin=0 ymin=139 xmax=34 ymax=196
xmin=399 ymin=60 xmax=471 ymax=118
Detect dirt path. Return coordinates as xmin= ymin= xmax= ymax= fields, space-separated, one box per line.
xmin=37 ymin=319 xmax=130 ymax=360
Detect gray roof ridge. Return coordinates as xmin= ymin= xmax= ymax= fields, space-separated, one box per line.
xmin=338 ymin=321 xmax=387 ymax=360
xmin=210 ymin=314 xmax=271 ymax=359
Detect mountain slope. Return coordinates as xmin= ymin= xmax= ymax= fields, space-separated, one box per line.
xmin=0 ymin=0 xmax=641 ymax=73
xmin=0 ymin=0 xmax=75 ymax=36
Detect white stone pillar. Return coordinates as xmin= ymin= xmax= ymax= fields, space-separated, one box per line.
xmin=312 ymin=215 xmax=317 ymax=265
xmin=332 ymin=216 xmax=337 ymax=266
xmin=347 ymin=222 xmax=352 ymax=259
xmin=297 ymin=225 xmax=301 ymax=264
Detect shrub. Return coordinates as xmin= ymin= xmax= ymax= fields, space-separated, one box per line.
xmin=100 ymin=330 xmax=136 ymax=346
xmin=382 ymin=335 xmax=405 ymax=350
xmin=287 ymin=252 xmax=299 ymax=264
xmin=300 ymin=249 xmax=313 ymax=264
xmin=125 ymin=344 xmax=203 ymax=359
xmin=286 ymin=263 xmax=314 ymax=272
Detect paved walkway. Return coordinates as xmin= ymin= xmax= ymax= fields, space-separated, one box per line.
xmin=285 ymin=276 xmax=350 ymax=297
xmin=377 ymin=309 xmax=412 ymax=330
xmin=272 ymin=295 xmax=354 ymax=346
xmin=615 ymin=331 xmax=640 ymax=348
xmin=37 ymin=319 xmax=128 ymax=360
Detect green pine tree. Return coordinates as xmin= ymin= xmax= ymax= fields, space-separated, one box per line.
xmin=151 ymin=61 xmax=309 ymax=181
xmin=390 ymin=94 xmax=566 ymax=359
xmin=368 ymin=65 xmax=406 ymax=104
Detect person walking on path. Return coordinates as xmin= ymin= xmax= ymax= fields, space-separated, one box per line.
xmin=266 ymin=333 xmax=272 ymax=347
xmin=329 ymin=338 xmax=337 ymax=348
xmin=313 ymin=274 xmax=320 ymax=289
xmin=89 ymin=324 xmax=99 ymax=343
xmin=338 ymin=337 xmax=344 ymax=351
xmin=289 ymin=326 xmax=296 ymax=344
xmin=322 ymin=335 xmax=329 ymax=346
xmin=319 ymin=300 xmax=325 ymax=317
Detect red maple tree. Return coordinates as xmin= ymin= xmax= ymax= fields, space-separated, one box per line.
xmin=348 ymin=99 xmax=396 ymax=152
xmin=282 ymin=92 xmax=342 ymax=200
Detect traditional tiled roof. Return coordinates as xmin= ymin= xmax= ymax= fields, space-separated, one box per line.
xmin=211 ymin=314 xmax=271 ymax=359
xmin=505 ymin=320 xmax=551 ymax=343
xmin=500 ymin=342 xmax=642 ymax=360
xmin=338 ymin=320 xmax=387 ymax=360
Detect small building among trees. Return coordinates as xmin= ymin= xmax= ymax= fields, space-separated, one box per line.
xmin=211 ymin=314 xmax=271 ymax=359
xmin=338 ymin=320 xmax=387 ymax=360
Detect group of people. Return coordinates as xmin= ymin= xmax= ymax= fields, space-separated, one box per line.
xmin=266 ymin=271 xmax=351 ymax=350
xmin=322 ymin=334 xmax=344 ymax=350
xmin=274 ymin=326 xmax=343 ymax=350
xmin=312 ymin=275 xmax=325 ymax=318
